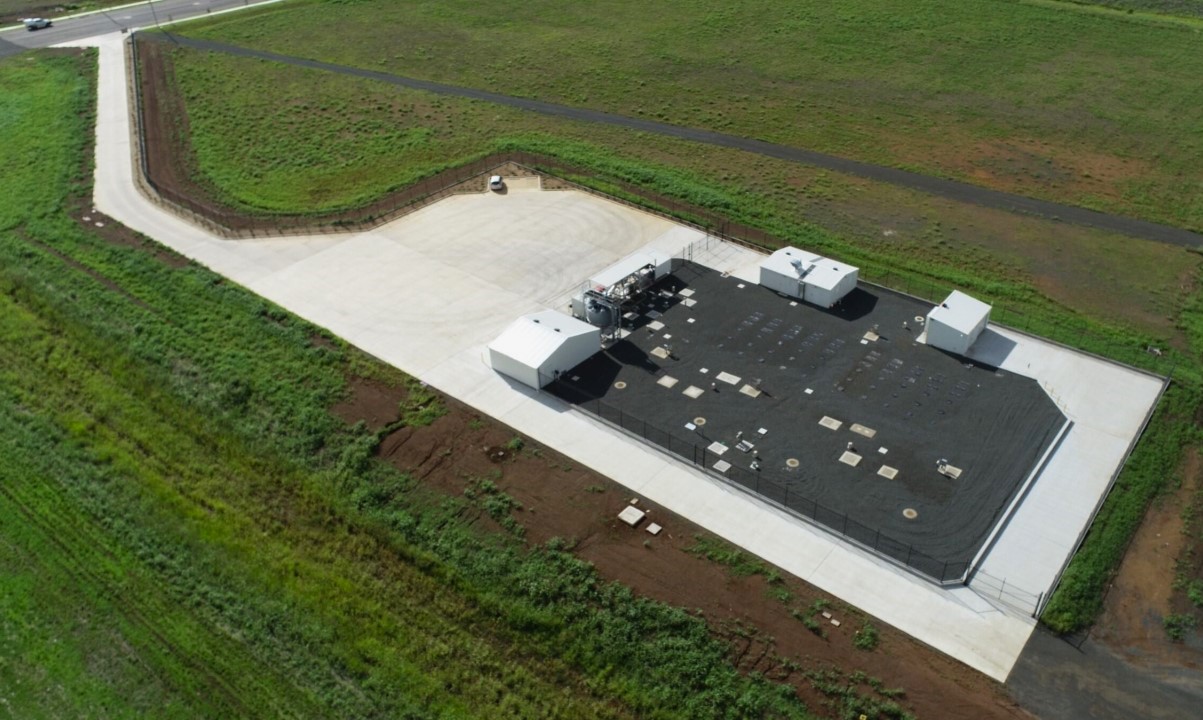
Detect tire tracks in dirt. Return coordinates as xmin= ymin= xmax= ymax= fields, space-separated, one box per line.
xmin=141 ymin=32 xmax=1203 ymax=249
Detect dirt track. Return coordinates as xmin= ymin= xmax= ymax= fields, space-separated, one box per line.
xmin=140 ymin=31 xmax=1202 ymax=250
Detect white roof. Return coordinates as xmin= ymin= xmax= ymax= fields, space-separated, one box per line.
xmin=761 ymin=247 xmax=821 ymax=278
xmin=590 ymin=252 xmax=664 ymax=290
xmin=488 ymin=310 xmax=596 ymax=368
xmin=802 ymin=258 xmax=856 ymax=291
xmin=929 ymin=290 xmax=991 ymax=334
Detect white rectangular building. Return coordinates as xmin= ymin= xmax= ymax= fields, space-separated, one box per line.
xmin=759 ymin=247 xmax=858 ymax=308
xmin=759 ymin=247 xmax=820 ymax=297
xmin=588 ymin=251 xmax=671 ymax=293
xmin=801 ymin=258 xmax=858 ymax=309
xmin=489 ymin=310 xmax=600 ymax=389
xmin=926 ymin=290 xmax=991 ymax=355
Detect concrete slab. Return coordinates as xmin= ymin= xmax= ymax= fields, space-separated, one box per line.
xmin=618 ymin=506 xmax=646 ymax=527
xmin=818 ymin=416 xmax=843 ymax=431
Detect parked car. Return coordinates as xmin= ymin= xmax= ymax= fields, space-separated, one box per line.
xmin=489 ymin=175 xmax=504 ymax=191
xmin=23 ymin=18 xmax=52 ymax=30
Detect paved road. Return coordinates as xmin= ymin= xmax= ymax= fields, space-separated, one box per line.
xmin=1007 ymin=627 xmax=1203 ymax=719
xmin=142 ymin=32 xmax=1202 ymax=249
xmin=0 ymin=0 xmax=274 ymax=58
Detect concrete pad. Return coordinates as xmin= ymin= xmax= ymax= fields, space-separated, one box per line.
xmin=818 ymin=416 xmax=843 ymax=431
xmin=738 ymin=384 xmax=762 ymax=398
xmin=682 ymin=385 xmax=704 ymax=399
xmin=713 ymin=460 xmax=731 ymax=473
xmin=657 ymin=375 xmax=679 ymax=388
xmin=850 ymin=423 xmax=877 ymax=438
xmin=878 ymin=465 xmax=899 ymax=480
xmin=618 ymin=506 xmax=646 ymax=527
xmin=716 ymin=371 xmax=741 ymax=385
xmin=650 ymin=346 xmax=670 ymax=359
xmin=839 ymin=451 xmax=862 ymax=468
xmin=707 ymin=442 xmax=729 ymax=456
xmin=648 ymin=320 xmax=666 ymax=331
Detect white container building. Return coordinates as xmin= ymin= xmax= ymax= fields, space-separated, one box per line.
xmin=759 ymin=247 xmax=858 ymax=308
xmin=489 ymin=310 xmax=601 ymax=390
xmin=925 ymin=290 xmax=991 ymax=356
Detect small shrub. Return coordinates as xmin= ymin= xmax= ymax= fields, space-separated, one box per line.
xmin=854 ymin=621 xmax=880 ymax=651
xmin=504 ymin=436 xmax=525 ymax=452
xmin=1187 ymin=580 xmax=1203 ymax=609
xmin=1163 ymin=613 xmax=1197 ymax=641
xmin=767 ymin=586 xmax=792 ymax=604
xmin=584 ymin=484 xmax=605 ymax=494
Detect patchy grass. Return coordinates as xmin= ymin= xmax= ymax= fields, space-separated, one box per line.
xmin=183 ymin=0 xmax=1203 ymax=231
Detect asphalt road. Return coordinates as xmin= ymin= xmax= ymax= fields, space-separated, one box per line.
xmin=138 ymin=31 xmax=1203 ymax=250
xmin=0 ymin=0 xmax=274 ymax=58
xmin=1007 ymin=627 xmax=1203 ymax=719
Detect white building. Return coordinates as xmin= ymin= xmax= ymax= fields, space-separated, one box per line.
xmin=587 ymin=251 xmax=672 ymax=294
xmin=925 ymin=290 xmax=991 ymax=355
xmin=489 ymin=310 xmax=601 ymax=390
xmin=759 ymin=247 xmax=858 ymax=308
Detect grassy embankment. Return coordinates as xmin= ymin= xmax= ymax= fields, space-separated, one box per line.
xmin=182 ymin=0 xmax=1203 ymax=232
xmin=158 ymin=5 xmax=1203 ymax=635
xmin=0 ymin=50 xmax=820 ymax=718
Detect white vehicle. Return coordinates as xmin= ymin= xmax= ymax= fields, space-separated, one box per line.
xmin=23 ymin=18 xmax=52 ymax=30
xmin=489 ymin=175 xmax=504 ymax=191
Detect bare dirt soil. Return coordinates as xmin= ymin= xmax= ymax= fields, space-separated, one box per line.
xmin=1094 ymin=448 xmax=1203 ymax=671
xmin=331 ymin=376 xmax=1033 ymax=720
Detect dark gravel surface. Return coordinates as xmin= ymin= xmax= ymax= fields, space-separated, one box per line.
xmin=551 ymin=263 xmax=1065 ymax=573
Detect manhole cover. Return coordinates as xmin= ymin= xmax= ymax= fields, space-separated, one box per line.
xmin=693 ymin=417 xmax=707 ymax=426
xmin=614 ymin=381 xmax=627 ymax=389
xmin=785 ymin=458 xmax=800 ymax=468
xmin=902 ymin=508 xmax=918 ymax=520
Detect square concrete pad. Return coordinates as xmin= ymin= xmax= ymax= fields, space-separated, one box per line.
xmin=618 ymin=506 xmax=646 ymax=527
xmin=839 ymin=451 xmax=863 ymax=467
xmin=682 ymin=385 xmax=705 ymax=399
xmin=818 ymin=416 xmax=843 ymax=431
xmin=657 ymin=375 xmax=679 ymax=388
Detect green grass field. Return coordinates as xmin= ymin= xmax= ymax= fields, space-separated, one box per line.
xmin=180 ymin=0 xmax=1203 ymax=232
xmin=0 ymin=50 xmax=820 ymax=718
xmin=160 ymin=42 xmax=1198 ymax=358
